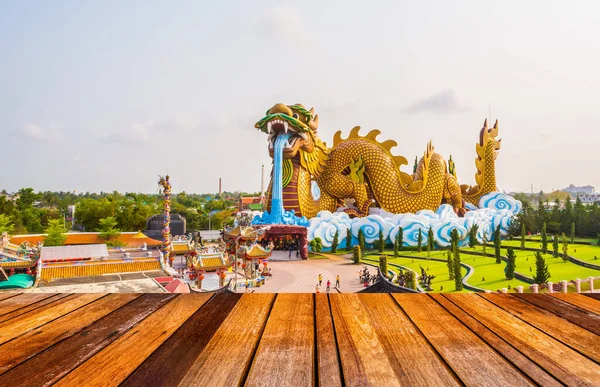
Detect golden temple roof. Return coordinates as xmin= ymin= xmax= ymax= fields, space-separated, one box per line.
xmin=244 ymin=244 xmax=272 ymax=259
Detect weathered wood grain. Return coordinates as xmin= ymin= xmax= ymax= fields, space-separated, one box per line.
xmin=430 ymin=294 xmax=561 ymax=387
xmin=484 ymin=293 xmax=600 ymax=362
xmin=0 ymin=293 xmax=104 ymax=345
xmin=0 ymin=293 xmax=20 ymax=302
xmin=329 ymin=293 xmax=399 ymax=386
xmin=0 ymin=293 xmax=177 ymax=387
xmin=121 ymin=293 xmax=239 ymax=387
xmin=514 ymin=293 xmax=600 ymax=335
xmin=0 ymin=293 xmax=62 ymax=320
xmin=583 ymin=293 xmax=600 ymax=301
xmin=550 ymin=293 xmax=600 ymax=314
xmin=445 ymin=293 xmax=600 ymax=385
xmin=393 ymin=294 xmax=534 ymax=386
xmin=246 ymin=293 xmax=315 ymax=386
xmin=314 ymin=294 xmax=343 ymax=387
xmin=361 ymin=293 xmax=458 ymax=386
xmin=0 ymin=293 xmax=140 ymax=374
xmin=178 ymin=293 xmax=275 ymax=387
xmin=54 ymin=293 xmax=211 ymax=387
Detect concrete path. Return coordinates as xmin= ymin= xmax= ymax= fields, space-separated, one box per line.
xmin=242 ymin=255 xmax=366 ymax=293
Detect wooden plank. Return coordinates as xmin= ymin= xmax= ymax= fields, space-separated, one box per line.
xmin=393 ymin=294 xmax=533 ymax=386
xmin=0 ymin=293 xmax=73 ymax=324
xmin=0 ymin=293 xmax=104 ymax=345
xmin=333 ymin=293 xmax=458 ymax=386
xmin=583 ymin=293 xmax=600 ymax=301
xmin=0 ymin=292 xmax=20 ymax=302
xmin=445 ymin=293 xmax=600 ymax=385
xmin=0 ymin=293 xmax=141 ymax=374
xmin=121 ymin=293 xmax=240 ymax=387
xmin=483 ymin=293 xmax=600 ymax=363
xmin=514 ymin=294 xmax=600 ymax=335
xmin=179 ymin=293 xmax=275 ymax=386
xmin=0 ymin=293 xmax=178 ymax=387
xmin=245 ymin=293 xmax=315 ymax=386
xmin=431 ymin=294 xmax=561 ymax=387
xmin=550 ymin=293 xmax=600 ymax=314
xmin=0 ymin=293 xmax=59 ymax=318
xmin=54 ymin=293 xmax=211 ymax=387
xmin=329 ymin=293 xmax=399 ymax=386
xmin=315 ymin=294 xmax=342 ymax=387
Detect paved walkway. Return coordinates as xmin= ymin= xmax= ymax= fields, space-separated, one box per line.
xmin=241 ymin=255 xmax=366 ymax=293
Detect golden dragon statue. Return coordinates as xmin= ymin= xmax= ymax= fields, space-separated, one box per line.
xmin=255 ymin=103 xmax=501 ymax=218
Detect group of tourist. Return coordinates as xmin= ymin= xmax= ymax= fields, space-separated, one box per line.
xmin=315 ymin=273 xmax=341 ymax=293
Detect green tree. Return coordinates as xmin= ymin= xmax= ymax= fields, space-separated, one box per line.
xmin=44 ymin=219 xmax=67 ymax=246
xmin=469 ymin=224 xmax=479 ymax=248
xmin=520 ymin=223 xmax=526 ymax=250
xmin=396 ymin=227 xmax=403 ymax=253
xmin=358 ymin=229 xmax=365 ymax=252
xmin=98 ymin=216 xmax=122 ymax=247
xmin=597 ymin=233 xmax=600 ymax=247
xmin=0 ymin=214 xmax=14 ymax=234
xmin=494 ymin=226 xmax=502 ymax=264
xmin=561 ymin=232 xmax=569 ymax=262
xmin=533 ymin=251 xmax=551 ymax=284
xmin=309 ymin=237 xmax=323 ymax=253
xmin=377 ymin=230 xmax=384 ymax=253
xmin=453 ymin=247 xmax=463 ymax=291
xmin=552 ymin=234 xmax=559 ymax=257
xmin=379 ymin=255 xmax=388 ymax=278
xmin=406 ymin=270 xmax=416 ymax=290
xmin=541 ymin=222 xmax=548 ymax=254
xmin=393 ymin=230 xmax=399 ymax=258
xmin=447 ymin=250 xmax=454 ymax=280
xmin=353 ymin=245 xmax=361 ymax=264
xmin=482 ymin=231 xmax=488 ymax=257
xmin=427 ymin=227 xmax=435 ymax=251
xmin=331 ymin=230 xmax=339 ymax=253
xmin=505 ymin=248 xmax=516 ymax=280
xmin=417 ymin=228 xmax=423 ymax=252
xmin=345 ymin=228 xmax=351 ymax=251
xmin=570 ymin=222 xmax=575 ymax=243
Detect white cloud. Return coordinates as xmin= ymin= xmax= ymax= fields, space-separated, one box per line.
xmin=121 ymin=123 xmax=151 ymax=143
xmin=255 ymin=5 xmax=305 ymax=42
xmin=21 ymin=122 xmax=63 ymax=140
xmin=404 ymin=90 xmax=470 ymax=115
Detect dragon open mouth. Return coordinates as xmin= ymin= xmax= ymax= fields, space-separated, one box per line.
xmin=267 ymin=118 xmax=309 ymax=151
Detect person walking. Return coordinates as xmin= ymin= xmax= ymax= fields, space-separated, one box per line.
xmin=335 ymin=274 xmax=340 ymax=289
xmin=318 ymin=273 xmax=323 ymax=286
xmin=316 ymin=284 xmax=321 ymax=293
xmin=326 ymin=280 xmax=331 ymax=293
xmin=289 ymin=244 xmax=293 ymax=259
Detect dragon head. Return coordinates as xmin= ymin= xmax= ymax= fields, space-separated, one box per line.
xmin=255 ymin=103 xmax=322 ymax=159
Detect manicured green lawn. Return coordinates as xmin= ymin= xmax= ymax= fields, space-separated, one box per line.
xmin=523 ymin=236 xmax=597 ymax=244
xmin=499 ymin=240 xmax=600 ymax=265
xmin=366 ymin=249 xmax=529 ymax=293
xmin=363 ymin=252 xmax=463 ymax=293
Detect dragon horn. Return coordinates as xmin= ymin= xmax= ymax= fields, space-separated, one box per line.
xmin=310 ymin=114 xmax=319 ymax=132
xmin=483 ymin=119 xmax=488 ymax=130
xmin=493 ymin=119 xmax=498 ymax=129
xmin=309 ymin=107 xmax=315 ymax=116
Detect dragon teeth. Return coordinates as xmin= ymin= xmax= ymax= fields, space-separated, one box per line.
xmin=283 ymin=121 xmax=288 ymax=133
xmin=299 ymin=132 xmax=308 ymax=141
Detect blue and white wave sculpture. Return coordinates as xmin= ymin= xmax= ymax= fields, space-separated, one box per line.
xmin=307 ymin=192 xmax=521 ymax=250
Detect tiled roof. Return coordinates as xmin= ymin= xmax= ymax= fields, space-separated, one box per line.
xmin=10 ymin=233 xmax=162 ymax=247
xmin=40 ymin=260 xmax=162 ymax=281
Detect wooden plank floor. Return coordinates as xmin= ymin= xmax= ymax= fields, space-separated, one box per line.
xmin=0 ymin=293 xmax=598 ymax=386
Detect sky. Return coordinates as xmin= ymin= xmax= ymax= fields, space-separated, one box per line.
xmin=1 ymin=0 xmax=599 ymax=195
